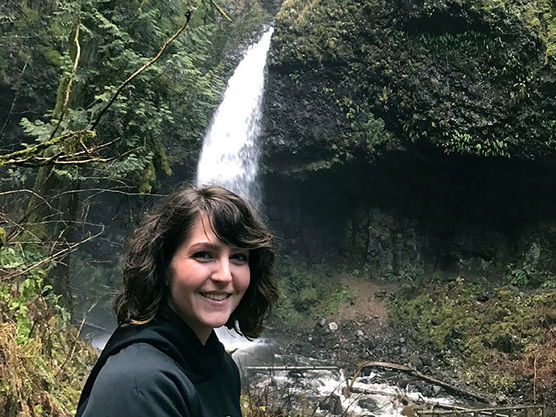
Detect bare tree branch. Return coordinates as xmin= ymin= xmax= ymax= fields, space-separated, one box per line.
xmin=2 ymin=226 xmax=105 ymax=281
xmin=91 ymin=8 xmax=194 ymax=129
xmin=0 ymin=130 xmax=96 ymax=167
xmin=50 ymin=14 xmax=82 ymax=140
xmin=208 ymin=0 xmax=232 ymax=22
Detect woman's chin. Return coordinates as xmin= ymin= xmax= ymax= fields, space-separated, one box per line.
xmin=201 ymin=313 xmax=232 ymax=330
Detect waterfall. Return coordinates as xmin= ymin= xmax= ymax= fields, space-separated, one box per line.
xmin=196 ymin=28 xmax=274 ymax=349
xmin=196 ymin=27 xmax=274 ymax=202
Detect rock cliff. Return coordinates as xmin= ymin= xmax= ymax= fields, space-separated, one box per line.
xmin=261 ymin=0 xmax=556 ymax=283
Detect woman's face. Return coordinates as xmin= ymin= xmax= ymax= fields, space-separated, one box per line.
xmin=166 ymin=213 xmax=251 ymax=343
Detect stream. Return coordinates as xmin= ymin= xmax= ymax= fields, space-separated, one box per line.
xmin=224 ymin=330 xmax=459 ymax=417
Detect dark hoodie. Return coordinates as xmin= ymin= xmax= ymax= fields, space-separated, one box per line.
xmin=75 ymin=305 xmax=242 ymax=417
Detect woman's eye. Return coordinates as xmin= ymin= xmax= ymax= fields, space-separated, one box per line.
xmin=231 ymin=253 xmax=249 ymax=264
xmin=193 ymin=251 xmax=212 ymax=261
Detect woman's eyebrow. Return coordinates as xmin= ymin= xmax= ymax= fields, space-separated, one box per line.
xmin=188 ymin=242 xmax=248 ymax=252
xmin=188 ymin=242 xmax=219 ymax=251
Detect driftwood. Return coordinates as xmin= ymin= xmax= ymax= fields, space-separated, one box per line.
xmin=347 ymin=361 xmax=489 ymax=403
xmin=347 ymin=386 xmax=473 ymax=417
xmin=344 ymin=386 xmax=400 ymax=397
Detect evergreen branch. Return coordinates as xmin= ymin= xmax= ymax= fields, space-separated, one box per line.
xmin=0 ymin=130 xmax=96 ymax=167
xmin=91 ymin=8 xmax=194 ymax=129
xmin=209 ymin=0 xmax=232 ymax=22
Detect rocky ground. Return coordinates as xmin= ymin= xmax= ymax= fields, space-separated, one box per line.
xmin=266 ymin=275 xmax=532 ymax=410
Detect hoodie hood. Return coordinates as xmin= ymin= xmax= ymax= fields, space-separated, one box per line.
xmin=77 ymin=303 xmax=226 ymax=411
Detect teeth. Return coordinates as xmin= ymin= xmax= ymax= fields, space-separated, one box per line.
xmin=201 ymin=293 xmax=229 ymax=301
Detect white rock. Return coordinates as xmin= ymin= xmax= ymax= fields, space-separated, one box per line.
xmin=328 ymin=322 xmax=339 ymax=332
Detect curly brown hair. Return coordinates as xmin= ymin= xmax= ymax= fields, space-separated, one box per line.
xmin=113 ymin=185 xmax=278 ymax=338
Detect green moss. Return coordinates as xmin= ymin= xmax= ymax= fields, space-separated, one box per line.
xmin=390 ymin=279 xmax=556 ymax=395
xmin=477 ymin=0 xmax=556 ymax=58
xmin=138 ymin=159 xmax=156 ymax=193
xmin=271 ymin=0 xmax=556 ymax=161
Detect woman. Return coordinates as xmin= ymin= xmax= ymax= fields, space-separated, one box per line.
xmin=76 ymin=185 xmax=279 ymax=417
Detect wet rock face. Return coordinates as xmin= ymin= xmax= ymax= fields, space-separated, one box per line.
xmin=263 ymin=161 xmax=556 ymax=280
xmin=259 ymin=0 xmax=556 ymax=279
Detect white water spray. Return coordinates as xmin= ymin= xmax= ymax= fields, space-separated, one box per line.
xmin=196 ymin=27 xmax=274 ymax=201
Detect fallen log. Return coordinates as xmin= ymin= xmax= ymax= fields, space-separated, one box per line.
xmin=244 ymin=365 xmax=339 ymax=371
xmin=345 ymin=386 xmax=401 ymax=397
xmin=347 ymin=361 xmax=489 ymax=403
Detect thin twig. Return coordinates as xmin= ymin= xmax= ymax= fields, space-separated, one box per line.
xmin=0 ymin=189 xmax=55 ymax=212
xmin=91 ymin=9 xmax=193 ymax=129
xmin=47 ymin=156 xmax=118 ymax=165
xmin=1 ymin=0 xmax=29 ymax=18
xmin=64 ymin=18 xmax=81 ymax=113
xmin=54 ymin=316 xmax=88 ymax=379
xmin=3 ymin=227 xmax=104 ymax=281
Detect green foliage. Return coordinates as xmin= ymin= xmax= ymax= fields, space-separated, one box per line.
xmin=272 ymin=261 xmax=353 ymax=324
xmin=337 ymin=97 xmax=400 ymax=161
xmin=442 ymin=130 xmax=510 ymax=157
xmin=1 ymin=0 xmax=271 ymax=189
xmin=390 ymin=278 xmax=556 ymax=395
xmin=505 ymin=239 xmax=556 ymax=288
xmin=476 ymin=0 xmax=556 ymax=59
xmin=1 ymin=245 xmax=57 ymax=343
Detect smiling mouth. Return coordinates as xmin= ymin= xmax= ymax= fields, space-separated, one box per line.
xmin=200 ymin=292 xmax=231 ymax=301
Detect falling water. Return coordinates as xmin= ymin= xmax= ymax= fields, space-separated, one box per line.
xmin=196 ymin=27 xmax=274 ymax=202
xmin=196 ymin=28 xmax=274 ymax=353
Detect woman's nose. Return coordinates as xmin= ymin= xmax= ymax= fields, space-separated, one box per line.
xmin=211 ymin=259 xmax=232 ymax=283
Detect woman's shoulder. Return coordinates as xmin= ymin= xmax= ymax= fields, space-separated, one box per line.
xmin=81 ymin=343 xmax=201 ymax=416
xmin=101 ymin=342 xmax=179 ymax=375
